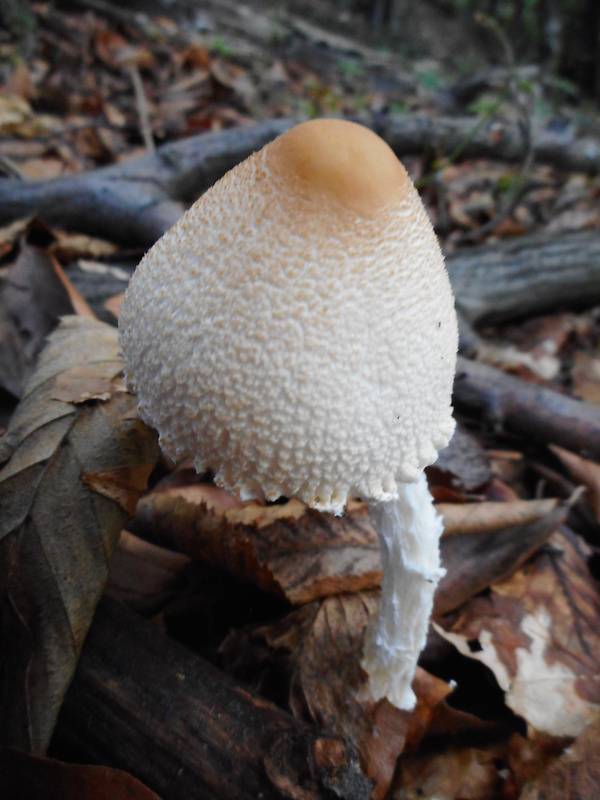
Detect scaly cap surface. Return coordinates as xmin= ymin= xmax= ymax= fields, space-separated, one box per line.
xmin=119 ymin=119 xmax=458 ymax=513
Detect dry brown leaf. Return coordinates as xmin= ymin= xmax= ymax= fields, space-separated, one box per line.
xmin=439 ymin=497 xmax=560 ymax=538
xmin=0 ymin=240 xmax=76 ymax=397
xmin=431 ymin=421 xmax=492 ymax=491
xmin=18 ymin=157 xmax=65 ymax=179
xmin=505 ymin=731 xmax=569 ymax=792
xmin=435 ymin=494 xmax=572 ymax=615
xmin=0 ymin=316 xmax=159 ymax=753
xmin=133 ymin=481 xmax=570 ymax=616
xmin=52 ymin=366 xmax=124 ymax=403
xmin=392 ymin=743 xmax=507 ymax=800
xmin=0 ymin=94 xmax=59 ymax=138
xmin=131 ymin=488 xmax=381 ymax=604
xmin=107 ymin=530 xmax=190 ymax=614
xmin=550 ymin=444 xmax=600 ymax=519
xmin=0 ymin=746 xmax=162 ymax=800
xmin=520 ymin=716 xmax=600 ymax=800
xmin=82 ymin=465 xmax=154 ymax=516
xmin=264 ymin=591 xmax=451 ymax=799
xmin=435 ymin=528 xmax=600 ymax=738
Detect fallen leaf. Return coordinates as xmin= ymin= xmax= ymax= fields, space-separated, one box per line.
xmin=392 ymin=743 xmax=507 ymax=800
xmin=132 ymin=481 xmax=571 ymax=618
xmin=439 ymin=497 xmax=560 ymax=538
xmin=0 ymin=746 xmax=162 ymax=800
xmin=107 ymin=530 xmax=190 ymax=614
xmin=0 ymin=316 xmax=159 ymax=752
xmin=18 ymin=157 xmax=65 ymax=179
xmin=435 ymin=494 xmax=572 ymax=614
xmin=550 ymin=444 xmax=600 ymax=519
xmin=83 ymin=466 xmax=157 ymax=516
xmin=131 ymin=488 xmax=381 ymax=604
xmin=435 ymin=528 xmax=600 ymax=737
xmin=0 ymin=240 xmax=76 ymax=397
xmin=431 ymin=421 xmax=492 ymax=491
xmin=520 ymin=716 xmax=600 ymax=799
xmin=52 ymin=366 xmax=124 ymax=403
xmin=0 ymin=94 xmax=59 ymax=138
xmin=256 ymin=591 xmax=451 ymax=799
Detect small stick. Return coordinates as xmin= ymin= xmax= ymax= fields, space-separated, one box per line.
xmin=128 ymin=64 xmax=155 ymax=154
xmin=454 ymin=355 xmax=600 ymax=461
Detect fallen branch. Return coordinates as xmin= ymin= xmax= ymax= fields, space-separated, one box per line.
xmin=453 ymin=355 xmax=600 ymax=461
xmin=2 ymin=116 xmax=599 ymax=246
xmin=52 ymin=596 xmax=373 ymax=800
xmin=379 ymin=114 xmax=600 ymax=176
xmin=446 ymin=230 xmax=600 ymax=326
xmin=0 ymin=120 xmax=293 ymax=246
xmin=68 ymin=230 xmax=600 ymax=331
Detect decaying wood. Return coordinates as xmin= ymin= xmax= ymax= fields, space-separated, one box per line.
xmin=446 ymin=231 xmax=600 ymax=326
xmin=52 ymin=596 xmax=373 ymax=800
xmin=2 ymin=115 xmax=599 ymax=246
xmin=454 ymin=355 xmax=600 ymax=461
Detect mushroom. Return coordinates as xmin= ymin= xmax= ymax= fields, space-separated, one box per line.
xmin=119 ymin=119 xmax=458 ymax=710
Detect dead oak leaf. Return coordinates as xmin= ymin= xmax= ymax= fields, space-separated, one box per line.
xmin=0 ymin=240 xmax=76 ymax=398
xmin=52 ymin=366 xmax=124 ymax=404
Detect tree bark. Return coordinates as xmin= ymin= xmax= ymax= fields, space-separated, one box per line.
xmin=51 ymin=596 xmax=373 ymax=800
xmin=446 ymin=230 xmax=600 ymax=326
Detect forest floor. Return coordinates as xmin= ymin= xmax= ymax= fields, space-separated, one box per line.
xmin=1 ymin=2 xmax=600 ymax=799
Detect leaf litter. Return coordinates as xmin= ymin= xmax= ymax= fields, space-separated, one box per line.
xmin=2 ymin=1 xmax=600 ymax=798
xmin=0 ymin=317 xmax=159 ymax=753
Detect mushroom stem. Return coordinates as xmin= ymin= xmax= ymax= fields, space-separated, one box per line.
xmin=362 ymin=472 xmax=445 ymax=710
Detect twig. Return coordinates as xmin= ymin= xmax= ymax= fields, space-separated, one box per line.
xmin=0 ymin=155 xmax=26 ymax=180
xmin=128 ymin=64 xmax=155 ymax=154
xmin=454 ymin=355 xmax=600 ymax=462
xmin=454 ymin=13 xmax=537 ymax=242
xmin=454 ymin=176 xmax=556 ymax=245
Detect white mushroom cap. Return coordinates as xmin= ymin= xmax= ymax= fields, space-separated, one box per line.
xmin=119 ymin=119 xmax=457 ymax=514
